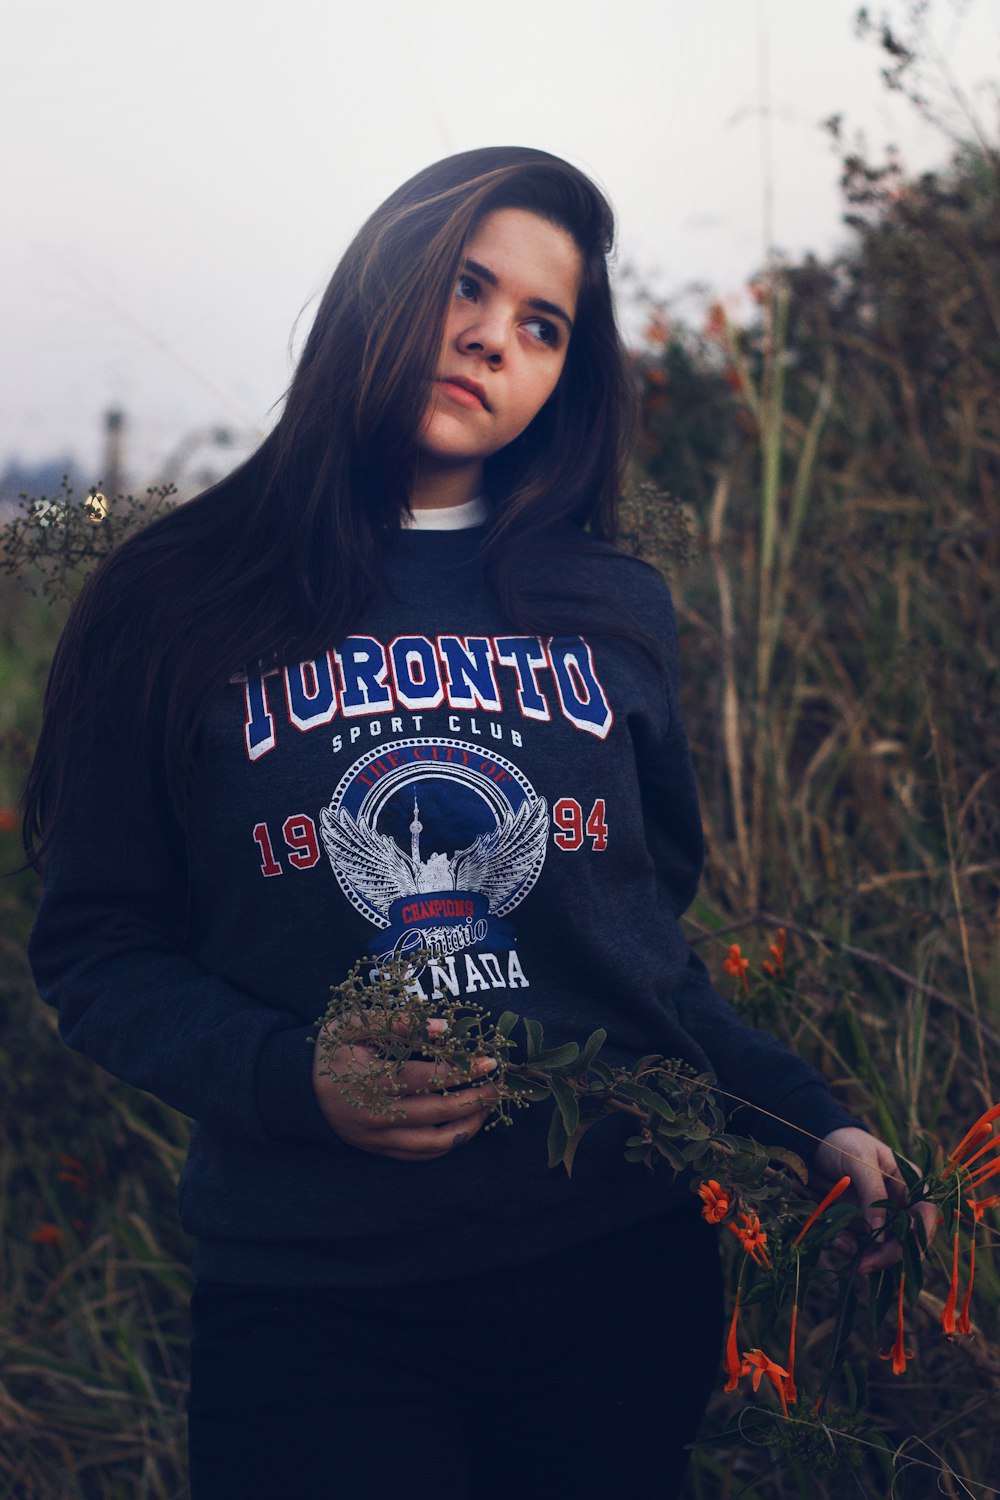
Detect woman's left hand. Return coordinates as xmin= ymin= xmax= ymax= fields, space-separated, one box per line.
xmin=811 ymin=1127 xmax=939 ymax=1276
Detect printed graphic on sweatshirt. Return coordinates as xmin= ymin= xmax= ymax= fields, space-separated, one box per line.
xmin=319 ymin=738 xmax=548 ymax=972
xmin=234 ymin=634 xmax=614 ymax=755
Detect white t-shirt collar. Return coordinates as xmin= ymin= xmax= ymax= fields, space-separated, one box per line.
xmin=402 ymin=495 xmax=488 ymax=531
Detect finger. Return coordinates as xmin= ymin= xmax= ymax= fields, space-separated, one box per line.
xmin=389 ymin=1013 xmax=451 ymax=1041
xmin=376 ymin=1115 xmax=486 ymax=1159
xmin=857 ymin=1202 xmax=936 ymax=1270
xmin=849 ymin=1173 xmax=888 ymax=1233
xmin=326 ymin=1008 xmax=442 ymax=1043
xmin=326 ymin=1014 xmax=497 ymax=1086
xmin=913 ymin=1201 xmax=940 ymax=1253
xmin=324 ymin=1012 xmax=472 ymax=1072
xmin=858 ymin=1147 xmax=904 ymax=1228
xmin=882 ymin=1162 xmax=909 ymax=1204
xmin=387 ymin=1083 xmax=498 ymax=1127
xmin=395 ymin=1054 xmax=498 ymax=1096
xmin=858 ymin=1239 xmax=903 ymax=1275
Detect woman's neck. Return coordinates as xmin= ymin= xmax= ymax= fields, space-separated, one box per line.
xmin=408 ymin=457 xmax=484 ymax=511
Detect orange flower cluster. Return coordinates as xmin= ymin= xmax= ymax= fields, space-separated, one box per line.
xmin=643 ymin=310 xmax=671 ymax=349
xmin=724 ymin=1282 xmax=798 ymax=1412
xmin=762 ymin=928 xmax=787 ymax=978
xmin=697 ymin=1179 xmax=730 ymax=1224
xmin=942 ymin=1101 xmax=1000 ymax=1337
xmin=949 ymin=1101 xmax=1000 ymax=1192
xmin=729 ymin=1210 xmax=770 ymax=1267
xmin=722 ymin=944 xmax=750 ymax=994
xmin=715 ymin=1104 xmax=1000 ymax=1412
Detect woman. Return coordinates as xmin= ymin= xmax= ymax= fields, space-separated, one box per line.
xmin=19 ymin=147 xmax=931 ymax=1498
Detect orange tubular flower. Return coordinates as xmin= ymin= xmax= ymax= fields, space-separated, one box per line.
xmin=729 ymin=1210 xmax=771 ymax=1267
xmin=942 ymin=1227 xmax=961 ymax=1336
xmin=967 ymin=1146 xmax=1000 ymax=1191
xmin=793 ymin=1175 xmax=852 ymax=1246
xmin=697 ymin=1180 xmax=730 ymax=1224
xmin=30 ymin=1223 xmax=65 ymax=1246
xmin=762 ymin=928 xmax=787 ymax=978
xmin=948 ymin=1124 xmax=991 ymax=1170
xmin=722 ymin=944 xmax=750 ymax=994
xmin=57 ymin=1154 xmax=91 ymax=1194
xmin=958 ymin=1225 xmax=976 ymax=1336
xmin=954 ymin=1128 xmax=1000 ymax=1174
xmin=953 ymin=1110 xmax=1000 ymax=1164
xmin=879 ymin=1272 xmax=914 ymax=1375
xmin=952 ymin=1194 xmax=999 ymax=1336
xmin=784 ymin=1302 xmax=799 ymax=1406
xmin=724 ymin=1286 xmax=742 ymax=1392
xmin=739 ymin=1349 xmax=791 ymax=1418
xmin=949 ymin=1103 xmax=1000 ymax=1166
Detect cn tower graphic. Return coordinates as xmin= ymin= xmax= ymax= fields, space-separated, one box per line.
xmin=319 ymin=736 xmax=550 ymax=957
xmin=409 ymin=795 xmax=423 ymax=863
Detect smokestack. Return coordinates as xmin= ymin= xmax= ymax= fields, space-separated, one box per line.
xmin=103 ymin=409 xmax=125 ymax=503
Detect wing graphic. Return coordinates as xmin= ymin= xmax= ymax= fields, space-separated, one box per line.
xmin=319 ymin=805 xmax=420 ymax=920
xmin=450 ymin=795 xmax=549 ymax=914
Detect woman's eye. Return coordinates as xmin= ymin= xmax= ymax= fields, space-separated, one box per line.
xmin=525 ymin=317 xmax=558 ymax=346
xmin=456 ymin=274 xmax=478 ymax=301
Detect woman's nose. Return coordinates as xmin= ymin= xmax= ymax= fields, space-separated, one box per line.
xmin=458 ymin=318 xmax=505 ymax=365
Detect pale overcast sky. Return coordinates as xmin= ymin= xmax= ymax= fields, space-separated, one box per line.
xmin=2 ymin=0 xmax=997 ymax=486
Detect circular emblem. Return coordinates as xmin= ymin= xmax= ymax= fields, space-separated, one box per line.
xmin=318 ymin=737 xmax=548 ymax=956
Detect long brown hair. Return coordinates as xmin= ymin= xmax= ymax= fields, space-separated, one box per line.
xmin=11 ymin=146 xmax=648 ymax=893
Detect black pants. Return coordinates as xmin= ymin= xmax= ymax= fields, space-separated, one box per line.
xmin=187 ymin=1200 xmax=724 ymax=1499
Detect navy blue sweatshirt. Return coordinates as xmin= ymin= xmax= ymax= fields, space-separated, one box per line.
xmin=27 ymin=520 xmax=861 ymax=1287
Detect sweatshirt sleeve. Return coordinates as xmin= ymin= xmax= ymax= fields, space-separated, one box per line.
xmin=673 ymin=949 xmax=864 ymax=1165
xmin=25 ymin=657 xmax=341 ymax=1151
xmin=637 ymin=576 xmax=865 ymax=1167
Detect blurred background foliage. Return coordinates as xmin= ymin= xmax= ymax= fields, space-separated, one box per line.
xmin=2 ymin=26 xmax=1000 ymax=1498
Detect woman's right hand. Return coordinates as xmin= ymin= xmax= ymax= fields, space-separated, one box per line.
xmin=311 ymin=1011 xmax=498 ymax=1160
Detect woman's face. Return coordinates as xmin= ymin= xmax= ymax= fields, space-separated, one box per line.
xmin=415 ymin=207 xmax=582 ymax=488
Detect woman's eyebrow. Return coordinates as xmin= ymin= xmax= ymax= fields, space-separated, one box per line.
xmin=462 ymin=257 xmax=575 ymax=333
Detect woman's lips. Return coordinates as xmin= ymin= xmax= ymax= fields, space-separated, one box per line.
xmin=438 ymin=379 xmax=488 ymax=410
